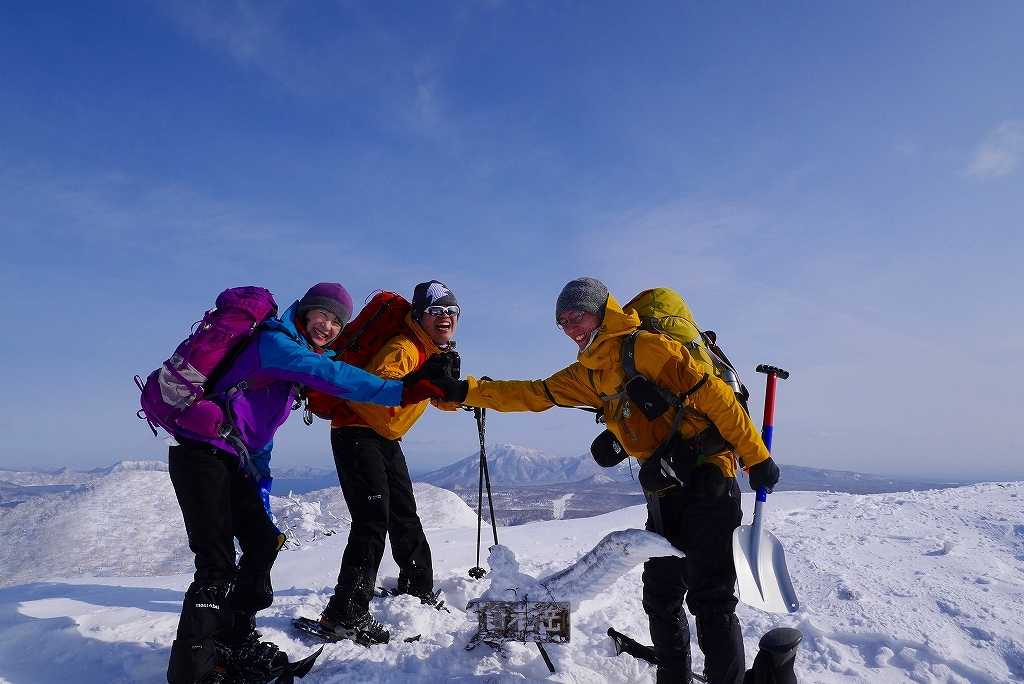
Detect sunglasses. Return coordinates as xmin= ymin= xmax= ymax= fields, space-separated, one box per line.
xmin=556 ymin=311 xmax=586 ymax=329
xmin=423 ymin=305 xmax=460 ymax=317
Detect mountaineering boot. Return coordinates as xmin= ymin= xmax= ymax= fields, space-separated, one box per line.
xmin=218 ymin=610 xmax=257 ymax=647
xmin=742 ymin=628 xmax=803 ymax=684
xmin=410 ymin=587 xmax=444 ymax=609
xmin=215 ymin=629 xmax=289 ymax=677
xmin=319 ymin=606 xmax=391 ymax=645
xmin=392 ymin=574 xmax=444 ymax=608
xmin=319 ymin=565 xmax=391 ymax=644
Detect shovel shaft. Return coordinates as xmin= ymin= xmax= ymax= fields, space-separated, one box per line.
xmin=749 ymin=495 xmax=765 ymax=593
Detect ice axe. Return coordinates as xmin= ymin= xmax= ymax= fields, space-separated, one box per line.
xmin=732 ymin=364 xmax=799 ymax=614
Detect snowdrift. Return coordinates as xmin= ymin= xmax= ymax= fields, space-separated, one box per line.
xmin=0 ymin=469 xmax=476 ymax=588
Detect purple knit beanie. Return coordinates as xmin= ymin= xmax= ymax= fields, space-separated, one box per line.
xmin=297 ymin=282 xmax=353 ymax=327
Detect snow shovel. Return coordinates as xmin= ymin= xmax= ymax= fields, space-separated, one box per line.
xmin=732 ymin=364 xmax=799 ymax=614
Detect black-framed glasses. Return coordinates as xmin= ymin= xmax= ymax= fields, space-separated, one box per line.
xmin=424 ymin=305 xmax=460 ymax=317
xmin=557 ymin=311 xmax=585 ymax=329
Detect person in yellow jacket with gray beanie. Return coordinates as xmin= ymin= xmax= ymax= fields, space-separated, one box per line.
xmin=442 ymin=277 xmax=780 ymax=684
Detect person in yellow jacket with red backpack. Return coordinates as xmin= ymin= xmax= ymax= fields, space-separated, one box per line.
xmin=314 ymin=280 xmax=463 ymax=646
xmin=442 ymin=278 xmax=780 ymax=684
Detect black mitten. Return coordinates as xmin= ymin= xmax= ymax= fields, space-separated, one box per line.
xmin=430 ymin=376 xmax=469 ymax=403
xmin=747 ymin=457 xmax=780 ymax=493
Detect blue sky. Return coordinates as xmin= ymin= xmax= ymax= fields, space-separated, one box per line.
xmin=1 ymin=1 xmax=1022 ymax=480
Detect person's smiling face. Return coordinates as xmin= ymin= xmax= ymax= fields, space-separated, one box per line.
xmin=558 ymin=310 xmax=601 ymax=352
xmin=304 ymin=309 xmax=342 ymax=348
xmin=419 ymin=306 xmax=459 ymax=346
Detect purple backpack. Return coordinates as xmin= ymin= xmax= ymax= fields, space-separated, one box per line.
xmin=136 ymin=287 xmax=278 ymax=441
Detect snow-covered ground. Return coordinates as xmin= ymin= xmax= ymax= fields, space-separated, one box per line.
xmin=1 ymin=473 xmax=1022 ymax=683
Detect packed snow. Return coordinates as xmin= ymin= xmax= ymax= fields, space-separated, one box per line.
xmin=0 ymin=466 xmax=1022 ymax=683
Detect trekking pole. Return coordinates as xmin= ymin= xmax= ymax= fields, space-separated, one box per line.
xmin=469 ymin=408 xmax=486 ymax=579
xmin=469 ymin=406 xmax=499 ymax=578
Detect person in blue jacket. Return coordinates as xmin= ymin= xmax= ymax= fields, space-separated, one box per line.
xmin=166 ymin=282 xmax=457 ymax=684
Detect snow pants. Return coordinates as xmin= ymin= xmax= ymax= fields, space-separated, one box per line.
xmin=326 ymin=427 xmax=432 ymax=618
xmin=643 ymin=478 xmax=744 ymax=684
xmin=167 ymin=438 xmax=282 ymax=684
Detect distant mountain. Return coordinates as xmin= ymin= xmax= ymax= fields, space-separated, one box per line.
xmin=776 ymin=464 xmax=964 ymax=495
xmin=420 ymin=444 xmax=969 ymax=495
xmin=419 ymin=444 xmax=637 ymax=488
xmin=272 ymin=466 xmax=335 ymax=479
xmin=0 ymin=460 xmax=167 ymax=487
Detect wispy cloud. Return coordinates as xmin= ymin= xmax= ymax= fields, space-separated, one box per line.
xmin=967 ymin=120 xmax=1024 ymax=178
xmin=0 ymin=164 xmax=395 ymax=288
xmin=149 ymin=0 xmax=395 ymax=100
xmin=148 ymin=1 xmax=472 ymax=146
xmin=581 ymin=198 xmax=762 ymax=295
xmin=157 ymin=0 xmax=288 ymax=73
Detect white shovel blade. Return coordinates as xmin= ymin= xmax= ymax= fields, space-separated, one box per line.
xmin=732 ymin=524 xmax=799 ymax=614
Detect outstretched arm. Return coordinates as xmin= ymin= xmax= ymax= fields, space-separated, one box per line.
xmin=255 ymin=330 xmax=404 ymax=406
xmin=463 ymin=364 xmax=602 ymax=413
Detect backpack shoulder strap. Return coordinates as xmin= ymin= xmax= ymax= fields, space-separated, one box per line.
xmin=410 ymin=334 xmax=428 ymax=368
xmin=621 ymin=331 xmax=640 ymax=381
xmin=204 ymin=322 xmax=268 ymax=393
xmin=624 ymin=330 xmax=710 ymax=399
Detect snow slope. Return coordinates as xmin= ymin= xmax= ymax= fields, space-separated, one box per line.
xmin=0 ymin=470 xmax=475 ymax=589
xmin=1 ymin=479 xmax=1022 ymax=683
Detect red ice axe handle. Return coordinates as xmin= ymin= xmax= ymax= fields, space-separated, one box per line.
xmin=750 ymin=364 xmax=789 ymax=504
xmin=755 ymin=364 xmax=789 ymax=455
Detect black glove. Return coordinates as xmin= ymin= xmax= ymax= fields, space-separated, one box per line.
xmin=747 ymin=457 xmax=780 ymax=493
xmin=400 ymin=367 xmax=425 ymax=388
xmin=444 ymin=351 xmax=461 ymax=380
xmin=403 ymin=352 xmax=462 ymax=387
xmin=429 ymin=376 xmax=469 ymax=403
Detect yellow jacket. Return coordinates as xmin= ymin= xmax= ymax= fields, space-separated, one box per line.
xmin=462 ymin=295 xmax=769 ymax=477
xmin=332 ymin=312 xmax=460 ymax=439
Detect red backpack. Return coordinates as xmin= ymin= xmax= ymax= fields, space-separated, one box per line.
xmin=304 ymin=291 xmax=424 ymax=421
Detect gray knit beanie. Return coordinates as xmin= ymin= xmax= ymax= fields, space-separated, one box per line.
xmin=555 ymin=277 xmax=609 ymax=322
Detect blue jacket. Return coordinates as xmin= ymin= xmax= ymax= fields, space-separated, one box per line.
xmin=176 ymin=301 xmax=404 ymax=463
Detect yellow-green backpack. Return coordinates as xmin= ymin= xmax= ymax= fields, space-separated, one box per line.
xmin=623 ymin=288 xmax=749 ymax=411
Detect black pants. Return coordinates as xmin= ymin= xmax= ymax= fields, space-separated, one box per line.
xmin=166 ymin=439 xmax=281 ymax=684
xmin=327 ymin=427 xmax=432 ymax=617
xmin=643 ymin=479 xmax=744 ymax=684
